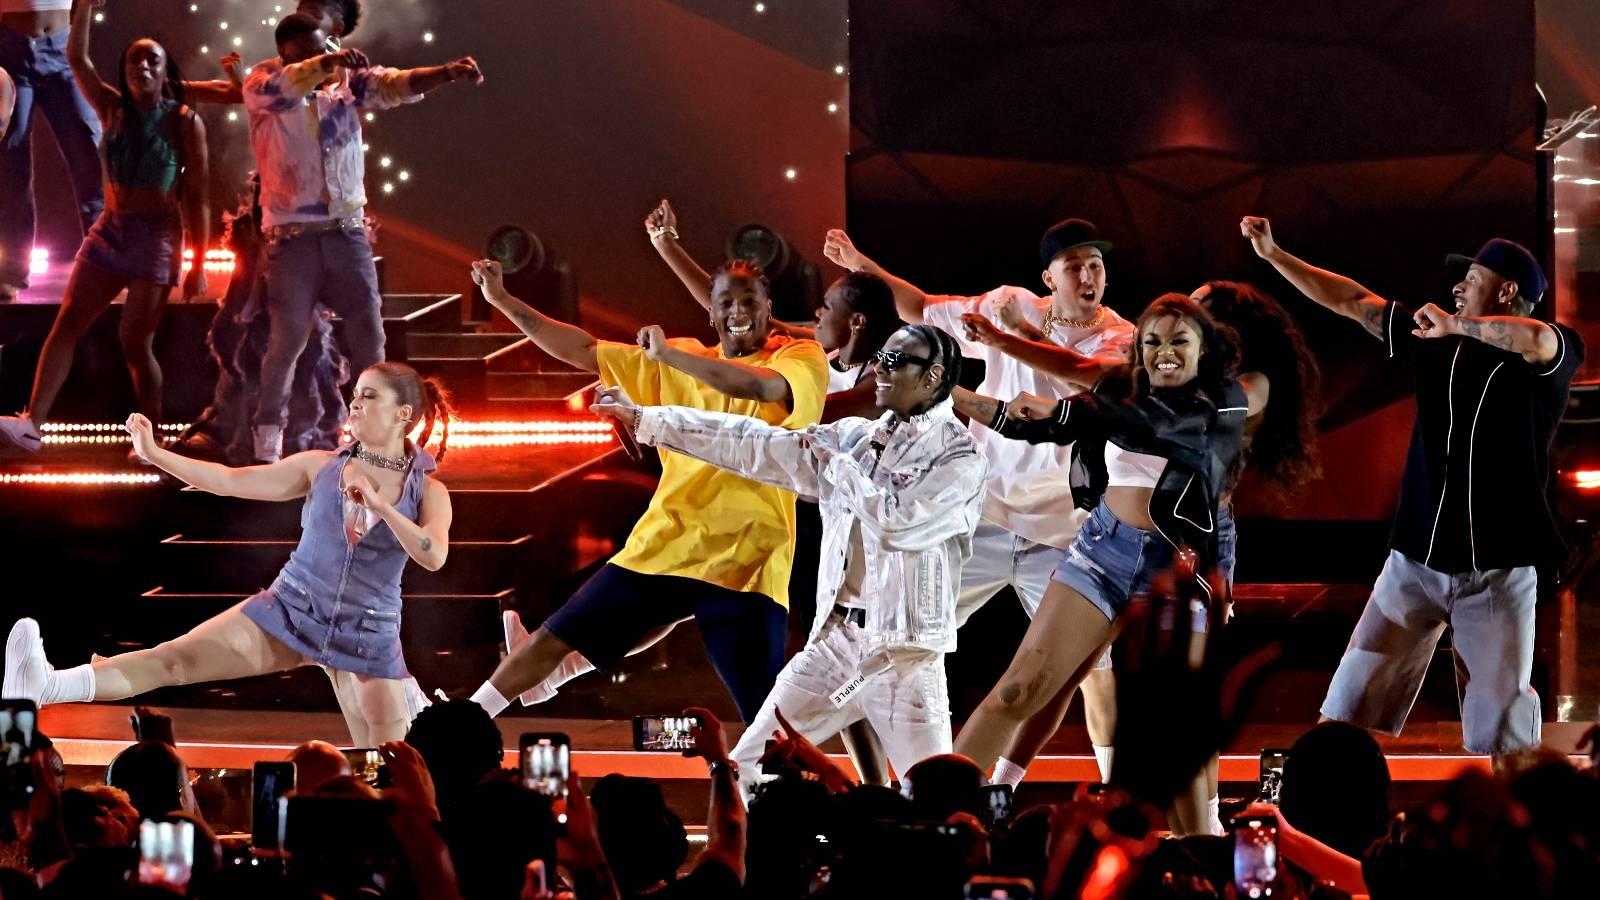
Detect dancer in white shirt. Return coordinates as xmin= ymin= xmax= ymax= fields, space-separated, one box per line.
xmin=593 ymin=324 xmax=987 ymax=792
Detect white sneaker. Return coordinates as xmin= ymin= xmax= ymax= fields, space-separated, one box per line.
xmin=0 ymin=415 xmax=42 ymax=454
xmin=4 ymin=617 xmax=52 ymax=706
xmin=253 ymin=424 xmax=283 ymax=463
xmin=501 ymin=611 xmax=545 ymax=706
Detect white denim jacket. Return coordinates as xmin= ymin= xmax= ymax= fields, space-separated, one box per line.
xmin=637 ymin=398 xmax=987 ymax=653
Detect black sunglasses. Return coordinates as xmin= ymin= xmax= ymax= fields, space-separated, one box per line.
xmin=871 ymin=349 xmax=935 ymax=371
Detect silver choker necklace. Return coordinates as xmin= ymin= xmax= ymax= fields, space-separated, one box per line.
xmin=352 ymin=442 xmax=410 ymax=471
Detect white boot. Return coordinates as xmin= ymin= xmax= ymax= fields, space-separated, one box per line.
xmin=253 ymin=424 xmax=284 ymax=463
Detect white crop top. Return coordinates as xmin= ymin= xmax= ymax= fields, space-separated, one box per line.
xmin=0 ymin=1 xmax=73 ymax=13
xmin=1104 ymin=442 xmax=1166 ymax=488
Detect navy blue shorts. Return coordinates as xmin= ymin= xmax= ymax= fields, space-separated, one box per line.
xmin=542 ymin=564 xmax=788 ymax=723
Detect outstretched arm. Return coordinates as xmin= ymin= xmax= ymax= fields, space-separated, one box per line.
xmin=824 ymin=229 xmax=937 ymax=324
xmin=1241 ymin=216 xmax=1390 ymax=339
xmin=403 ymin=56 xmax=484 ymax=94
xmin=67 ymin=1 xmax=118 ymax=115
xmin=958 ymin=313 xmax=1119 ymax=390
xmin=180 ymin=52 xmax=246 ymax=105
xmin=593 ymin=388 xmax=825 ymax=497
xmin=125 ymin=414 xmax=325 ymax=501
xmin=472 ymin=259 xmax=599 ymax=372
xmin=638 ymin=326 xmax=792 ymax=405
xmin=645 ymin=199 xmax=713 ymax=310
xmin=179 ymin=110 xmax=211 ymax=301
xmin=1411 ymin=304 xmax=1562 ymax=365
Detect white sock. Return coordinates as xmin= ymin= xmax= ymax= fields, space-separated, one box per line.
xmin=1207 ymin=794 xmax=1224 ymax=836
xmin=468 ymin=682 xmax=511 ymax=717
xmin=46 ymin=664 xmax=96 ymax=705
xmin=524 ymin=652 xmax=596 ymax=705
xmin=991 ymin=756 xmax=1026 ymax=788
xmin=1093 ymin=744 xmax=1114 ymax=783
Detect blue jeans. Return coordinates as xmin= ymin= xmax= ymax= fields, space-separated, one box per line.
xmin=0 ymin=25 xmax=103 ymax=286
xmin=255 ymin=223 xmax=385 ymax=428
xmin=1051 ymin=501 xmax=1177 ymax=622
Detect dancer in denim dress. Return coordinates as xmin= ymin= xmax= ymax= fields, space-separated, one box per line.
xmin=3 ymin=363 xmax=454 ymax=746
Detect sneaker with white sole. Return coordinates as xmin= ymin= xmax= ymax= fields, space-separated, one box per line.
xmin=4 ymin=617 xmax=51 ymax=706
xmin=500 ymin=610 xmax=546 ymax=706
xmin=0 ymin=415 xmax=42 ymax=454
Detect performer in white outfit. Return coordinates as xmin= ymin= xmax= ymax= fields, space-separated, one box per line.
xmin=823 ymin=219 xmax=1136 ymax=785
xmin=592 ymin=324 xmax=987 ymax=794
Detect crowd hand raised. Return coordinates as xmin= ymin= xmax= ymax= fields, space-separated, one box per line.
xmin=130 ymin=706 xmax=176 ymax=746
xmin=823 ymin=229 xmax=867 ymax=272
xmin=636 ymin=324 xmax=670 ymax=362
xmin=1240 ymin=216 xmax=1278 ymax=259
xmin=447 ymin=56 xmax=485 ymax=85
xmin=556 ymin=771 xmax=609 ymax=873
xmin=124 ymin=413 xmax=160 ymax=461
xmin=683 ymin=706 xmax=730 ymax=765
xmin=1411 ymin=302 xmax=1456 ymax=338
xmin=1004 ymin=391 xmax=1058 ymax=421
xmin=1111 ymin=551 xmax=1282 ymax=811
xmin=644 ymin=198 xmax=678 ymax=237
xmin=380 ymin=741 xmax=440 ymax=822
xmin=959 ymin=311 xmax=1008 ymax=346
xmin=758 ymin=707 xmax=850 ymax=789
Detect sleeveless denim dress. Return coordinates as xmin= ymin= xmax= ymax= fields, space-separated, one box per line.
xmin=241 ymin=441 xmax=436 ymax=679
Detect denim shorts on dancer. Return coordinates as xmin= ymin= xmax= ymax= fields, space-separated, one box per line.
xmin=1051 ymin=501 xmax=1176 ymax=622
xmin=76 ymin=209 xmax=182 ymax=285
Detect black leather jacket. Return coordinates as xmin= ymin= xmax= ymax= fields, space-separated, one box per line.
xmin=986 ymin=369 xmax=1249 ymax=598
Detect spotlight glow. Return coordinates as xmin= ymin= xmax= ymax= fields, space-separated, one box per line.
xmin=827 ymin=102 xmax=838 ymax=113
xmin=784 ymin=167 xmax=797 ymax=180
xmin=423 ymin=31 xmax=435 ymax=43
xmin=30 ymin=247 xmax=48 ymax=276
xmin=382 ymin=182 xmax=395 ymax=194
xmin=834 ymin=64 xmax=845 ymax=75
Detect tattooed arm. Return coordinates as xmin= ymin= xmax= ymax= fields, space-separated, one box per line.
xmin=1412 ymin=304 xmax=1561 ymax=365
xmin=952 ymin=387 xmax=1000 ymax=424
xmin=1241 ymin=216 xmax=1391 ymax=340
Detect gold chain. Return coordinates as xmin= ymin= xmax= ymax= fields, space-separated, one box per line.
xmin=1041 ymin=304 xmax=1107 ymax=338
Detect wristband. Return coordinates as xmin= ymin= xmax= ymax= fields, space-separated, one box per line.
xmin=707 ymin=759 xmax=738 ymax=779
xmin=648 ymin=225 xmax=679 ymax=241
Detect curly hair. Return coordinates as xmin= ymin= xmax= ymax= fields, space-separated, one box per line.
xmin=1127 ymin=293 xmax=1240 ymax=402
xmin=1199 ymin=281 xmax=1324 ymax=497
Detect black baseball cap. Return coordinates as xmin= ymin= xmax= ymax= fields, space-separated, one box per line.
xmin=1445 ymin=238 xmax=1547 ymax=305
xmin=1039 ymin=218 xmax=1113 ymax=267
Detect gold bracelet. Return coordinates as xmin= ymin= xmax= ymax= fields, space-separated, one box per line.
xmin=648 ymin=225 xmax=679 ymax=241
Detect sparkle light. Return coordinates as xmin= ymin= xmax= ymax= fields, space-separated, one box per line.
xmin=30 ymin=247 xmax=48 ymax=276
xmin=827 ymin=102 xmax=838 ymax=113
xmin=379 ymin=156 xmax=392 ymax=168
xmin=232 ymin=36 xmax=243 ymax=47
xmin=190 ymin=3 xmax=199 ymax=11
xmin=200 ymin=45 xmax=209 ymax=54
xmin=226 ymin=111 xmax=239 ymax=122
xmin=93 ymin=12 xmax=104 ymax=23
xmin=365 ymin=112 xmax=375 ymax=122
xmin=398 ymin=170 xmax=411 ymax=181
xmin=382 ymin=182 xmax=395 ymax=194
xmin=784 ymin=167 xmax=798 ymax=180
xmin=834 ymin=64 xmax=845 ymax=75
xmin=422 ymin=31 xmax=435 ymax=43
xmin=0 ymin=472 xmax=163 ymax=486
xmin=754 ymin=2 xmax=766 ymax=12
xmin=219 ymin=21 xmax=229 ymax=30
xmin=181 ymin=248 xmax=238 ymax=275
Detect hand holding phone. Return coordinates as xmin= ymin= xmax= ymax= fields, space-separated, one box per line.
xmin=1232 ymin=814 xmax=1279 ymax=899
xmin=632 ymin=714 xmax=704 ymax=752
xmin=251 ymin=762 xmax=296 ymax=851
xmin=520 ymin=733 xmax=571 ymax=798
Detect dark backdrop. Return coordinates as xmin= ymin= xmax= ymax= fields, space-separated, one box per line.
xmin=845 ymin=0 xmax=1540 ymax=521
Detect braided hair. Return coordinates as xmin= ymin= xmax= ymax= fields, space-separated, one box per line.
xmin=901 ymin=324 xmax=963 ymax=413
xmin=834 ymin=271 xmax=903 ymax=355
xmin=710 ymin=258 xmax=771 ymax=295
xmin=367 ymin=362 xmax=455 ymax=462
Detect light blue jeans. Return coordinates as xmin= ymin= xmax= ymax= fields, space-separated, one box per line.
xmin=0 ymin=25 xmax=103 ymax=286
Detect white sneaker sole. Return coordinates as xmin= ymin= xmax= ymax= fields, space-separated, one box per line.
xmin=500 ymin=610 xmax=542 ymax=707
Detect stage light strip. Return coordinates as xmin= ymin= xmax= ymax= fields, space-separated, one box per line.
xmin=0 ymin=472 xmax=161 ymax=485
xmin=39 ymin=423 xmax=187 ymax=433
xmin=444 ymin=432 xmax=614 ymax=448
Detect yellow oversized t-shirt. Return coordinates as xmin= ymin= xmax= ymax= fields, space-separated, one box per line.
xmin=597 ymin=333 xmax=828 ymax=608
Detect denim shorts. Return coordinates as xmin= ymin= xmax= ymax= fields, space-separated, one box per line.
xmin=76 ymin=209 xmax=183 ymax=285
xmin=1051 ymin=502 xmax=1176 ymax=622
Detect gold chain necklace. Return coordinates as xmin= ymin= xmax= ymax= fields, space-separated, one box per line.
xmin=1041 ymin=304 xmax=1106 ymax=338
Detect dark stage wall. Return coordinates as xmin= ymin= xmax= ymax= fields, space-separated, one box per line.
xmin=846 ymin=0 xmax=1540 ymax=520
